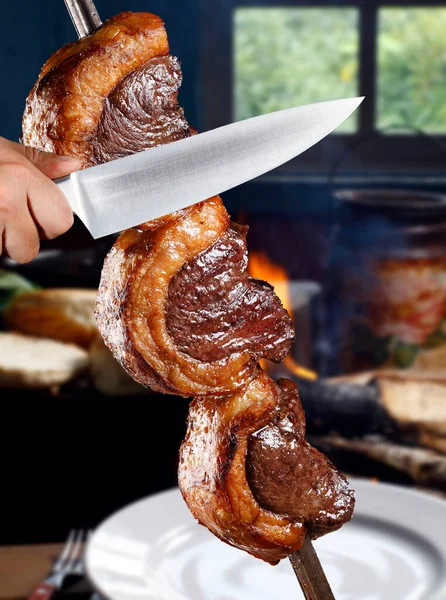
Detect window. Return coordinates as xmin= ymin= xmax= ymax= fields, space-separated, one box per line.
xmin=378 ymin=7 xmax=446 ymax=133
xmin=200 ymin=1 xmax=446 ymax=177
xmin=234 ymin=8 xmax=359 ymax=132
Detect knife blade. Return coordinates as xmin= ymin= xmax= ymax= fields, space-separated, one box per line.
xmin=56 ymin=97 xmax=363 ymax=238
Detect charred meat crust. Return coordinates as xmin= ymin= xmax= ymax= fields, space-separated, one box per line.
xmin=93 ymin=55 xmax=191 ymax=164
xmin=22 ymin=12 xmax=172 ymax=166
xmin=95 ymin=198 xmax=293 ymax=397
xmin=179 ymin=371 xmax=306 ymax=564
xmin=247 ymin=378 xmax=355 ymax=539
xmin=166 ymin=223 xmax=294 ymax=363
xmin=23 ymin=11 xmax=355 ymax=565
xmin=23 ymin=10 xmax=294 ymax=398
xmin=179 ymin=371 xmax=355 ymax=564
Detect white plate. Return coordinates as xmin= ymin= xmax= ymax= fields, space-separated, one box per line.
xmin=86 ymin=479 xmax=446 ymax=600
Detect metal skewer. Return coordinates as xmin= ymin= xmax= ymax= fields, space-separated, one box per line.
xmin=63 ymin=0 xmax=102 ymax=38
xmin=62 ymin=2 xmax=337 ymax=598
xmin=289 ymin=538 xmax=336 ymax=600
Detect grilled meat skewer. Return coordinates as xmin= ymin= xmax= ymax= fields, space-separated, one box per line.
xmin=22 ymin=10 xmax=355 ymax=566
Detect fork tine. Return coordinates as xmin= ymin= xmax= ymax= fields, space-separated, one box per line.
xmin=53 ymin=529 xmax=76 ymax=572
xmin=66 ymin=529 xmax=85 ymax=570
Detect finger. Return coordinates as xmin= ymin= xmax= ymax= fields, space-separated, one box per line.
xmin=5 ymin=138 xmax=81 ymax=179
xmin=2 ymin=202 xmax=40 ymax=264
xmin=24 ymin=146 xmax=81 ymax=180
xmin=0 ymin=162 xmax=40 ymax=263
xmin=26 ymin=167 xmax=74 ymax=240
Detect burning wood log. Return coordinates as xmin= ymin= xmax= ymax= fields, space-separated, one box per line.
xmin=378 ymin=376 xmax=446 ymax=438
xmin=294 ymin=371 xmax=446 ymax=448
xmin=420 ymin=430 xmax=446 ymax=454
xmin=313 ymin=436 xmax=446 ymax=489
xmin=292 ymin=376 xmax=402 ymax=439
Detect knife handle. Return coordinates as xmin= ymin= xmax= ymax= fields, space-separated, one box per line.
xmin=28 ymin=583 xmax=56 ymax=600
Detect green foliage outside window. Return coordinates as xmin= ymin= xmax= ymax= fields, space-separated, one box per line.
xmin=378 ymin=7 xmax=446 ymax=133
xmin=235 ymin=6 xmax=446 ymax=134
xmin=234 ymin=8 xmax=359 ymax=131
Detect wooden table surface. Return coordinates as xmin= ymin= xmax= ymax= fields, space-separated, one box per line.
xmin=0 ymin=544 xmax=63 ymax=600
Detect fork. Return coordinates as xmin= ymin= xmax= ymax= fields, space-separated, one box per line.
xmin=28 ymin=530 xmax=88 ymax=600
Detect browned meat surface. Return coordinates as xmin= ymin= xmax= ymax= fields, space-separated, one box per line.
xmin=22 ymin=10 xmax=293 ymax=397
xmin=179 ymin=371 xmax=354 ymax=564
xmin=22 ymin=12 xmax=179 ymax=167
xmin=23 ymin=10 xmax=354 ymax=564
xmin=95 ymin=197 xmax=293 ymax=397
xmin=166 ymin=223 xmax=294 ymax=363
xmin=93 ymin=56 xmax=191 ymax=164
xmin=247 ymin=378 xmax=355 ymax=539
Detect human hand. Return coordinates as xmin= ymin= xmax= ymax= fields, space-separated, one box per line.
xmin=0 ymin=136 xmax=81 ymax=263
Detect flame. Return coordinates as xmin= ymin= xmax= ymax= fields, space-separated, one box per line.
xmin=248 ymin=252 xmax=317 ymax=380
xmin=283 ymin=356 xmax=318 ymax=381
xmin=249 ymin=252 xmax=292 ymax=318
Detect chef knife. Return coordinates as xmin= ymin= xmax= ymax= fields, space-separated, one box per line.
xmin=56 ymin=97 xmax=363 ymax=239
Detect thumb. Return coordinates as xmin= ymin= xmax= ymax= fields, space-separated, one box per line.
xmin=10 ymin=140 xmax=81 ymax=179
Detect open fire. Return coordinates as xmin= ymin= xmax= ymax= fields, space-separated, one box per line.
xmin=248 ymin=251 xmax=317 ymax=380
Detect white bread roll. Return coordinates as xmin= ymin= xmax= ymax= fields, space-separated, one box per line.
xmin=0 ymin=332 xmax=89 ymax=389
xmin=4 ymin=289 xmax=98 ymax=349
